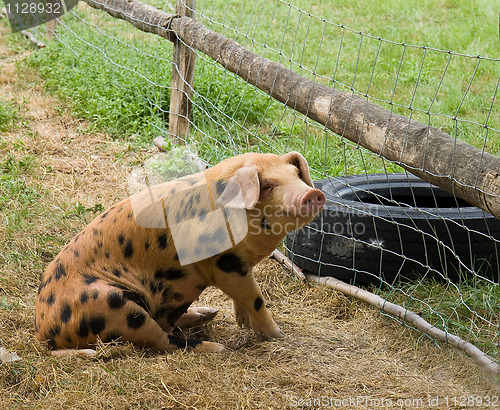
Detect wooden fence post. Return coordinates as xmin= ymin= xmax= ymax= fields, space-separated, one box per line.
xmin=46 ymin=20 xmax=57 ymax=40
xmin=168 ymin=0 xmax=196 ymax=145
xmin=46 ymin=0 xmax=59 ymax=40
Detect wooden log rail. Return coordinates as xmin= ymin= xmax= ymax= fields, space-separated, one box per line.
xmin=84 ymin=0 xmax=500 ymax=220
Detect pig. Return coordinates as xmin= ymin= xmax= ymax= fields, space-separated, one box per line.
xmin=35 ymin=152 xmax=325 ymax=353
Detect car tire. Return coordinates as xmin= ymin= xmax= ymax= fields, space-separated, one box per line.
xmin=286 ymin=173 xmax=500 ymax=285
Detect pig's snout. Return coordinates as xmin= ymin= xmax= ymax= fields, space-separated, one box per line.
xmin=298 ymin=188 xmax=325 ymax=214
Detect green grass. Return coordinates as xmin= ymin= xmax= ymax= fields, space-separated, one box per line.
xmin=0 ymin=97 xmax=20 ymax=132
xmin=379 ymin=277 xmax=500 ymax=360
xmin=196 ymin=0 xmax=499 ymax=153
xmin=26 ymin=24 xmax=172 ymax=143
xmin=22 ymin=0 xmax=499 ymax=175
xmin=0 ymin=146 xmax=44 ymax=292
xmin=0 ymin=96 xmax=102 ymax=295
xmin=0 ymin=96 xmax=38 ymax=237
xmin=199 ymin=0 xmax=498 ymax=103
xmin=15 ymin=21 xmax=500 ymax=181
xmin=25 ymin=9 xmax=273 ymax=151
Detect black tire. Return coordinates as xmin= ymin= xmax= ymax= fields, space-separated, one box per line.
xmin=286 ymin=173 xmax=500 ymax=285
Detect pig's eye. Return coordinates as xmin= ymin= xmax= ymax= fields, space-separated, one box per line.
xmin=260 ymin=180 xmax=276 ymax=198
xmin=262 ymin=184 xmax=273 ymax=193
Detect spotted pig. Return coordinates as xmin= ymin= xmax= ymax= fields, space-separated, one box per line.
xmin=35 ymin=152 xmax=325 ymax=353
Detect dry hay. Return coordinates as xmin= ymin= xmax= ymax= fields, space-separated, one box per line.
xmin=1 ymin=259 xmax=498 ymax=408
xmin=0 ymin=22 xmax=498 ymax=409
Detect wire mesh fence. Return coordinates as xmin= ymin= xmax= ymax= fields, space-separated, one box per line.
xmin=21 ymin=0 xmax=500 ymax=368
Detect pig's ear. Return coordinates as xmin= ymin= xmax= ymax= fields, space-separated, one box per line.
xmin=216 ymin=166 xmax=260 ymax=209
xmin=283 ymin=152 xmax=313 ymax=187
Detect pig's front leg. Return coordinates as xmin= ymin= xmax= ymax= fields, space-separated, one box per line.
xmin=213 ymin=267 xmax=284 ymax=340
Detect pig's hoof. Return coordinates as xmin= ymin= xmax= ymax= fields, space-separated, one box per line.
xmin=174 ymin=307 xmax=219 ymax=329
xmin=191 ymin=307 xmax=219 ymax=323
xmin=195 ymin=341 xmax=227 ymax=353
xmin=256 ymin=327 xmax=285 ymax=341
xmin=234 ymin=302 xmax=251 ymax=328
xmin=51 ymin=349 xmax=98 ymax=358
xmin=236 ymin=313 xmax=251 ymax=328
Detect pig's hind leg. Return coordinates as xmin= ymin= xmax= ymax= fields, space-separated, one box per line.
xmin=209 ymin=259 xmax=284 ymax=340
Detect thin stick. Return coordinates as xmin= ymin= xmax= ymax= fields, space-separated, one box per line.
xmin=311 ymin=274 xmax=498 ymax=376
xmin=153 ymin=136 xmax=170 ymax=152
xmin=1 ymin=8 xmax=46 ymax=48
xmin=273 ymin=251 xmax=498 ymax=376
xmin=271 ymin=249 xmax=306 ymax=281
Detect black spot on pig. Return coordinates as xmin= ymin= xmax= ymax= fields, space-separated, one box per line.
xmin=47 ymin=293 xmax=55 ymax=306
xmin=215 ymin=180 xmax=227 ymax=196
xmin=160 ymin=285 xmax=184 ymax=302
xmin=122 ymin=239 xmax=134 ymax=259
xmin=89 ymin=315 xmax=106 ymax=335
xmin=168 ymin=335 xmax=202 ymax=349
xmin=154 ymin=268 xmax=187 ymax=281
xmin=77 ymin=317 xmax=89 ymax=338
xmin=107 ymin=291 xmax=126 ymax=309
xmin=55 ymin=263 xmax=67 ymax=280
xmin=173 ymin=292 xmax=184 ymax=301
xmin=216 ymin=253 xmax=248 ymax=276
xmin=83 ymin=275 xmax=99 ymax=285
xmin=38 ymin=277 xmax=51 ymax=294
xmin=198 ymin=227 xmax=227 ymax=246
xmin=111 ymin=284 xmax=150 ymax=313
xmin=60 ymin=302 xmax=72 ymax=323
xmin=254 ymin=297 xmax=264 ymax=312
xmin=126 ymin=311 xmax=146 ymax=329
xmin=48 ymin=325 xmax=61 ymax=338
xmin=149 ymin=281 xmax=159 ymax=294
xmin=80 ymin=290 xmax=89 ymax=304
xmin=157 ymin=233 xmax=168 ymax=250
xmin=161 ymin=285 xmax=173 ymax=301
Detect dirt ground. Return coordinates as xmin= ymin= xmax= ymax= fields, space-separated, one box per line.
xmin=0 ymin=23 xmax=498 ymax=409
